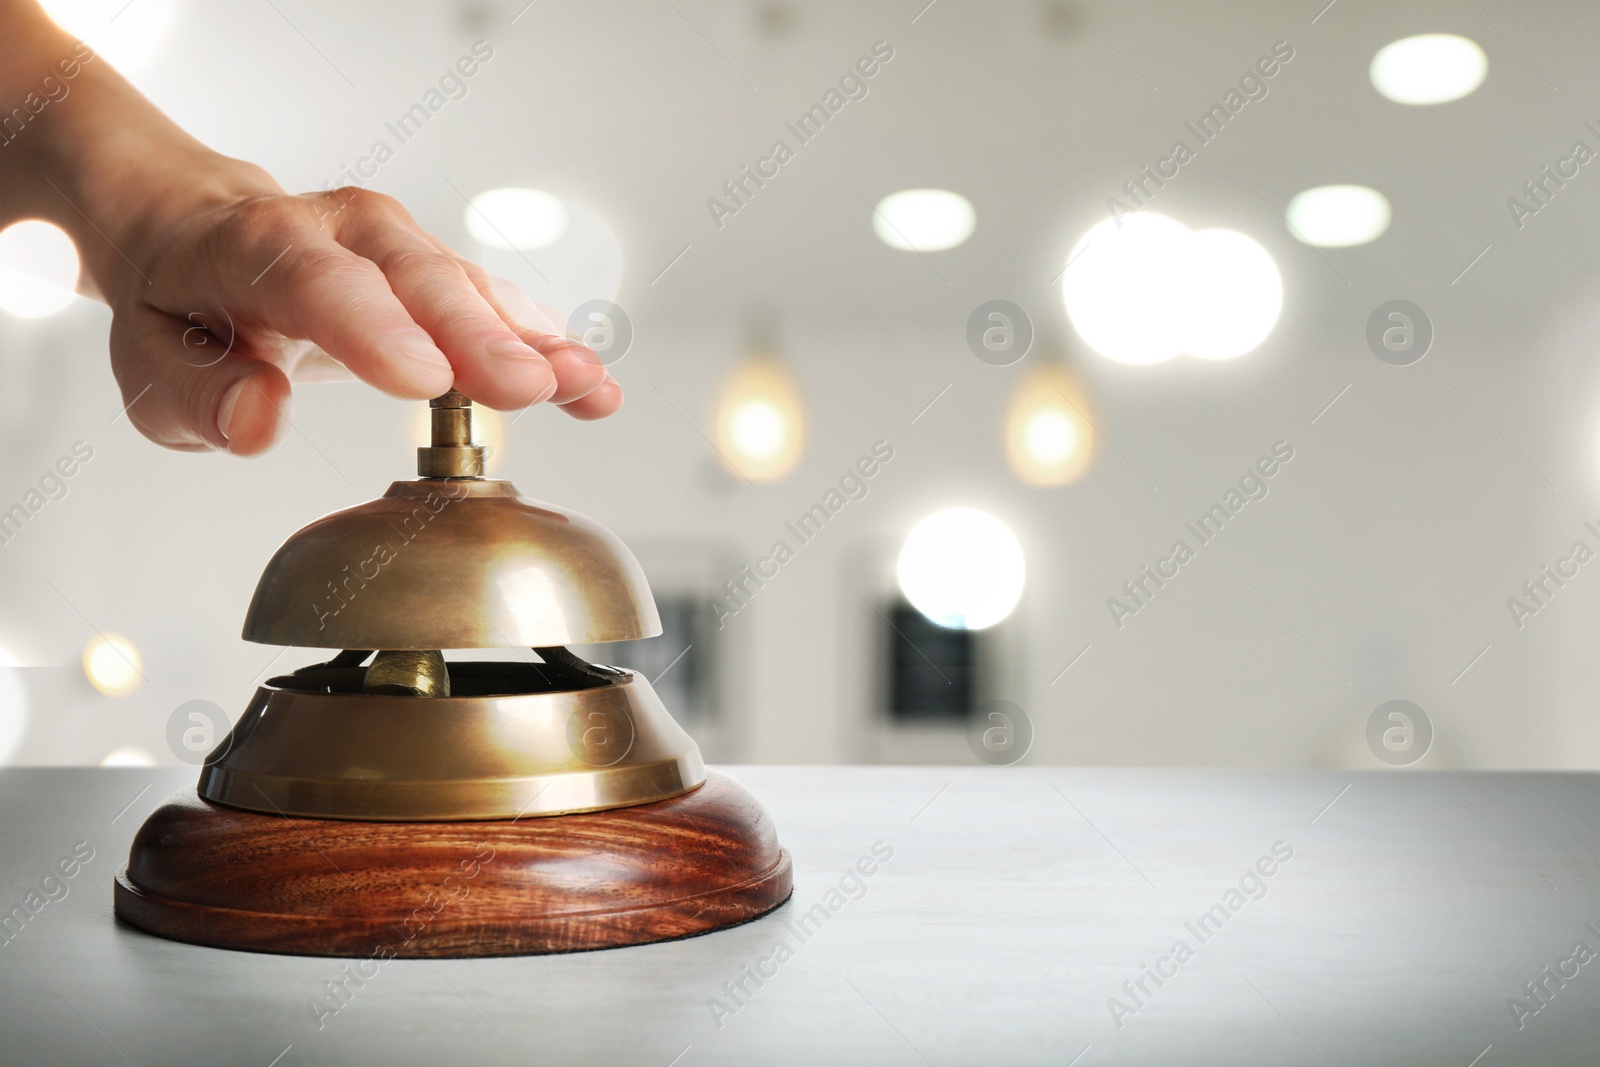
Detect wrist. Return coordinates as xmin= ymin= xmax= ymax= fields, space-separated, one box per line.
xmin=20 ymin=53 xmax=282 ymax=303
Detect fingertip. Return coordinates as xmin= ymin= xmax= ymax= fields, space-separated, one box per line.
xmin=524 ymin=332 xmax=607 ymax=404
xmin=385 ymin=331 xmax=456 ymax=399
xmin=453 ymin=337 xmax=557 ymax=409
xmin=558 ymin=376 xmax=623 ymax=421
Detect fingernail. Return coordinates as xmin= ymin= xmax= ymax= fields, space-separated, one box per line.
xmin=485 ymin=337 xmax=548 ymax=363
xmin=394 ymin=331 xmax=452 ymax=370
xmin=217 ymin=379 xmax=247 ymax=441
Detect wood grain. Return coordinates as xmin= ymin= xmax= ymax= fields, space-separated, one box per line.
xmin=114 ymin=772 xmax=792 ymax=958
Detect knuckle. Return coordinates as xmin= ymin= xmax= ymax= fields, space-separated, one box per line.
xmin=203 ymin=195 xmax=304 ymax=256
xmin=328 ymin=185 xmax=405 ymax=220
xmin=237 ymin=194 xmax=303 ymax=233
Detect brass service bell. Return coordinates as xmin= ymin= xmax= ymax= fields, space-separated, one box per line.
xmin=114 ymin=392 xmax=792 ymax=957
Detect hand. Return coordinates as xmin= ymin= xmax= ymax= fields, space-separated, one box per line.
xmin=108 ymin=179 xmax=621 ymax=455
xmin=0 ymin=2 xmax=620 ymax=456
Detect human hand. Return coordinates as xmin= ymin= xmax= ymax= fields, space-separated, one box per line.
xmin=105 ymin=180 xmax=620 ymax=456
xmin=0 ymin=3 xmax=619 ymax=455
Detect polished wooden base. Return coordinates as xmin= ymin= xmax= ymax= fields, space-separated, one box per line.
xmin=115 ymin=772 xmax=791 ymax=958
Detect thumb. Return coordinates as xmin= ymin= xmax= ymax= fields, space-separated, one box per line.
xmin=111 ymin=303 xmax=292 ymax=456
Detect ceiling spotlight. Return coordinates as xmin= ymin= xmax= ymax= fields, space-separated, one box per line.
xmin=896 ymin=508 xmax=1026 ymax=630
xmin=1370 ymin=34 xmax=1488 ymax=105
xmin=465 ymin=188 xmax=569 ymax=250
xmin=83 ymin=634 xmax=142 ymax=697
xmin=715 ymin=356 xmax=805 ymax=483
xmin=872 ymin=189 xmax=976 ymax=252
xmin=0 ymin=220 xmax=79 ymax=319
xmin=1062 ymin=213 xmax=1281 ymax=364
xmin=1286 ymin=185 xmax=1392 ymax=247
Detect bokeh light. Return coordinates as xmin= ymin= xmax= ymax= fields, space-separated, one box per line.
xmin=39 ymin=0 xmax=176 ymax=71
xmin=715 ymin=358 xmax=805 ymax=483
xmin=872 ymin=189 xmax=976 ymax=251
xmin=1006 ymin=364 xmax=1095 ymax=485
xmin=1286 ymin=185 xmax=1392 ymax=247
xmin=897 ymin=508 xmax=1026 ymax=630
xmin=465 ymin=187 xmax=569 ymax=250
xmin=1063 ymin=213 xmax=1281 ymax=364
xmin=83 ymin=633 xmax=142 ymax=697
xmin=1370 ymin=34 xmax=1488 ymax=105
xmin=0 ymin=220 xmax=80 ymax=319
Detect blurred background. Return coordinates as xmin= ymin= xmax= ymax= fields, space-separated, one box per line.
xmin=3 ymin=0 xmax=1600 ymax=770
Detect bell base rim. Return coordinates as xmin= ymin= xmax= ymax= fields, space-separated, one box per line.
xmin=198 ymin=671 xmax=706 ymax=821
xmin=114 ymin=772 xmax=792 ymax=958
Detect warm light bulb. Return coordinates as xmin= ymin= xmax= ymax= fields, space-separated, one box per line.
xmin=83 ymin=634 xmax=142 ymax=696
xmin=896 ymin=508 xmax=1026 ymax=630
xmin=872 ymin=189 xmax=976 ymax=251
xmin=715 ymin=358 xmax=805 ymax=482
xmin=1006 ymin=365 xmax=1095 ymax=485
xmin=0 ymin=220 xmax=79 ymax=319
xmin=1370 ymin=34 xmax=1488 ymax=105
xmin=1024 ymin=411 xmax=1077 ymax=464
xmin=465 ymin=188 xmax=569 ymax=250
xmin=728 ymin=400 xmax=787 ymax=460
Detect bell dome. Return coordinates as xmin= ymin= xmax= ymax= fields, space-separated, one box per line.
xmin=241 ymin=391 xmax=659 ymax=651
xmin=241 ymin=479 xmax=660 ymax=649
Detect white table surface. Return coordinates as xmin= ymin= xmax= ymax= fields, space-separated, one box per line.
xmin=0 ymin=766 xmax=1596 ymax=1066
